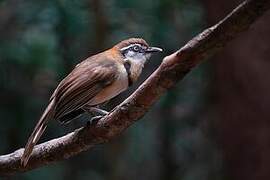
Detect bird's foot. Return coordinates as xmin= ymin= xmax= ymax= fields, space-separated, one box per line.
xmin=84 ymin=106 xmax=108 ymax=126
xmin=90 ymin=107 xmax=108 ymax=116
xmin=87 ymin=115 xmax=104 ymax=126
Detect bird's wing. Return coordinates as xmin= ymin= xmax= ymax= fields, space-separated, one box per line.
xmin=21 ymin=56 xmax=118 ymax=166
xmin=53 ymin=59 xmax=118 ymax=120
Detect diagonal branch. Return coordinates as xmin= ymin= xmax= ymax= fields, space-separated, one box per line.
xmin=1 ymin=0 xmax=270 ymax=176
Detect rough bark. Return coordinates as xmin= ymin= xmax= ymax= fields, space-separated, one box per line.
xmin=0 ymin=0 xmax=269 ymax=176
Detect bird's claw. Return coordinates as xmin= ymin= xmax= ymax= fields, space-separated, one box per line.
xmin=87 ymin=115 xmax=103 ymax=126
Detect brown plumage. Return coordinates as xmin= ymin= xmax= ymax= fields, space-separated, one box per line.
xmin=115 ymin=38 xmax=149 ymax=49
xmin=21 ymin=38 xmax=162 ymax=166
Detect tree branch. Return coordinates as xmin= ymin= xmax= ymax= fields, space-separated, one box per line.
xmin=1 ymin=0 xmax=269 ymax=176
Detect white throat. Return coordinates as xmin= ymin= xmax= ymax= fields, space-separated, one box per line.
xmin=123 ymin=52 xmax=151 ymax=83
xmin=124 ymin=51 xmax=150 ymax=72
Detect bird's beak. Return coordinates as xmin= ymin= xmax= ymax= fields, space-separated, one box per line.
xmin=146 ymin=46 xmax=163 ymax=53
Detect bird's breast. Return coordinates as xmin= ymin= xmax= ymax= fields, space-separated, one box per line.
xmin=88 ymin=64 xmax=128 ymax=105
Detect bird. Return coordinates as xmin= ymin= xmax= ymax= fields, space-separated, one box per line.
xmin=21 ymin=38 xmax=162 ymax=166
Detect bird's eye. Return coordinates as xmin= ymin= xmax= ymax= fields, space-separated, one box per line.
xmin=133 ymin=45 xmax=140 ymax=52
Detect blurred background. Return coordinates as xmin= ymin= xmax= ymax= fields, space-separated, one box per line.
xmin=0 ymin=0 xmax=270 ymax=179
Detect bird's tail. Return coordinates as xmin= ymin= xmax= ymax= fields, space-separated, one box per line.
xmin=21 ymin=99 xmax=55 ymax=166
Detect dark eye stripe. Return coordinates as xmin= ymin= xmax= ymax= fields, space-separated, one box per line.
xmin=120 ymin=44 xmax=146 ymax=55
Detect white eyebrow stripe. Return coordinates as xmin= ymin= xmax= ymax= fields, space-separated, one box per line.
xmin=120 ymin=44 xmax=142 ymax=51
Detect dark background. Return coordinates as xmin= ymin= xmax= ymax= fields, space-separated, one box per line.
xmin=0 ymin=0 xmax=270 ymax=179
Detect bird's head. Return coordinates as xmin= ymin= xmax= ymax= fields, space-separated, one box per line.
xmin=114 ymin=38 xmax=163 ymax=64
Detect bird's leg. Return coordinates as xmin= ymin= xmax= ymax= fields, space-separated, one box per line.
xmin=88 ymin=107 xmax=108 ymax=125
xmin=87 ymin=115 xmax=103 ymax=126
xmin=83 ymin=106 xmax=109 ymax=125
xmin=88 ymin=107 xmax=109 ymax=116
